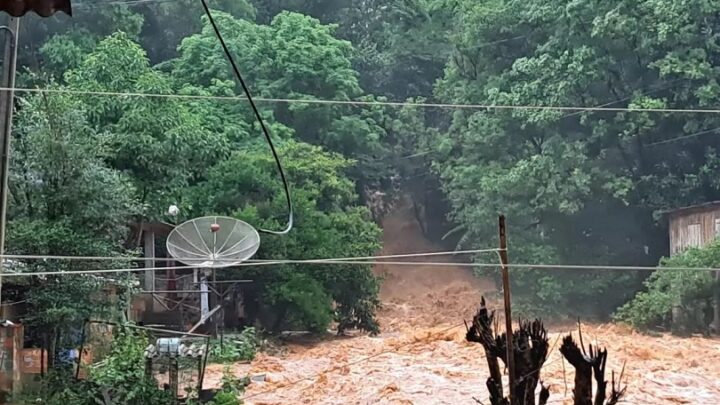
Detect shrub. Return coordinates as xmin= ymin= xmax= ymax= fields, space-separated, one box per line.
xmin=186 ymin=366 xmax=248 ymax=405
xmin=209 ymin=327 xmax=259 ymax=364
xmin=615 ymin=241 xmax=718 ymax=333
xmin=265 ymin=273 xmax=334 ymax=333
xmin=88 ymin=326 xmax=174 ymax=404
xmin=18 ymin=326 xmax=173 ymax=405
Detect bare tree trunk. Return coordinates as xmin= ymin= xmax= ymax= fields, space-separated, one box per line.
xmin=560 ymin=333 xmax=626 ymax=405
xmin=559 ymin=336 xmax=592 ymax=405
xmin=466 ymin=297 xmax=549 ymax=405
xmin=467 ymin=299 xmax=625 ymax=405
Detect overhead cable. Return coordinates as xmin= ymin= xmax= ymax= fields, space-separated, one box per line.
xmin=199 ymin=0 xmax=293 ymax=235
xmin=3 ymin=260 xmax=720 ymax=278
xmin=5 ymin=87 xmax=720 ymax=114
xmin=0 ymin=247 xmax=500 ymax=263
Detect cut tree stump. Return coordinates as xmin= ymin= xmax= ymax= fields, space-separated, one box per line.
xmin=466 ymin=298 xmax=627 ymax=405
xmin=559 ymin=329 xmax=626 ymax=405
xmin=466 ymin=297 xmax=549 ymax=405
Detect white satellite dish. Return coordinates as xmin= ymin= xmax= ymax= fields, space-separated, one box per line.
xmin=166 ymin=216 xmax=260 ymax=268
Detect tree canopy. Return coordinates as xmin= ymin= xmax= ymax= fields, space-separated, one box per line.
xmin=7 ymin=0 xmax=720 ymax=337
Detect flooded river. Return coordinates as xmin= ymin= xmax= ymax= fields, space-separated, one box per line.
xmin=207 ymin=207 xmax=720 ymax=404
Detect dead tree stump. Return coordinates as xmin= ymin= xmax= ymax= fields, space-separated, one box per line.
xmin=466 ymin=298 xmax=627 ymax=405
xmin=559 ymin=333 xmax=626 ymax=405
xmin=466 ymin=297 xmax=550 ymax=405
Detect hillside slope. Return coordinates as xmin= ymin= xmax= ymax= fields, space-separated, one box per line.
xmin=372 ymin=202 xmax=496 ymax=331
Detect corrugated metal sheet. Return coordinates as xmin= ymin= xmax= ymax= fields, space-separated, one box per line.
xmin=0 ymin=0 xmax=72 ymax=17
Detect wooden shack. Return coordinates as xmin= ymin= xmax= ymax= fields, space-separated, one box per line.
xmin=667 ymin=201 xmax=720 ymax=255
xmin=665 ymin=201 xmax=720 ymax=333
xmin=129 ymin=220 xmax=252 ymax=334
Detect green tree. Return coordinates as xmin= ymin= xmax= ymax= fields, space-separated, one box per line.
xmin=170 ymin=11 xmax=391 ymax=197
xmin=61 ymin=32 xmax=230 ymax=218
xmin=8 ymin=92 xmax=138 ymax=365
xmin=19 ymin=3 xmax=144 ymax=81
xmin=185 ymin=141 xmax=382 ymax=334
xmin=419 ymin=0 xmax=720 ymax=316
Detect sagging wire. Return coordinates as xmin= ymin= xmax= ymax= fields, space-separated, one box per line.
xmin=6 ymin=259 xmax=720 ymax=278
xmin=199 ymin=0 xmax=293 ymax=235
xmin=8 ymin=86 xmax=720 ymax=114
xmin=0 ymin=247 xmax=501 ymax=263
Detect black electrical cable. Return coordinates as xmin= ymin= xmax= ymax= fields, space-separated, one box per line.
xmin=200 ymin=0 xmax=293 ymax=235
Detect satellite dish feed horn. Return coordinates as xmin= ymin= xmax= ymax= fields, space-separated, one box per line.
xmin=166 ymin=216 xmax=260 ymax=268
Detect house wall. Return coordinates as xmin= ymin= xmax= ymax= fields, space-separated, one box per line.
xmin=669 ymin=206 xmax=720 ymax=255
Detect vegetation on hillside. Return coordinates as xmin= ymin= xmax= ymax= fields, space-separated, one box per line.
xmin=7 ymin=0 xmax=720 ymax=350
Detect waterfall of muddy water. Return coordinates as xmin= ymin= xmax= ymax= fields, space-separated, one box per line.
xmin=204 ymin=204 xmax=720 ymax=404
xmin=371 ymin=203 xmax=497 ymax=331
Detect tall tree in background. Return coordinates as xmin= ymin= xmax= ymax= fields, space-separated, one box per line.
xmin=8 ymin=92 xmax=138 ymax=363
xmin=62 ymin=32 xmax=230 ymax=218
xmin=170 ymin=10 xmax=396 ymax=208
xmin=17 ymin=20 xmax=385 ymax=334
xmin=186 ymin=141 xmax=382 ymax=333
xmin=427 ymin=0 xmax=720 ymax=315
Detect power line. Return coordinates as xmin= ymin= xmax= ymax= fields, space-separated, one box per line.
xmin=646 ymin=126 xmax=720 ymax=147
xmin=5 ymin=86 xmax=720 ymax=114
xmin=0 ymin=248 xmax=500 ymax=263
xmin=2 ymin=259 xmax=720 ymax=278
xmin=557 ymin=77 xmax=686 ymax=121
xmin=73 ymin=0 xmax=177 ymax=8
xmin=2 ymin=264 xmax=197 ymax=278
xmin=200 ymin=0 xmax=293 ymax=236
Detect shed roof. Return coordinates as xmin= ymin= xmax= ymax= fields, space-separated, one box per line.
xmin=1 ymin=0 xmax=72 ymax=17
xmin=662 ymin=201 xmax=720 ymax=217
xmin=130 ymin=220 xmax=176 ymax=236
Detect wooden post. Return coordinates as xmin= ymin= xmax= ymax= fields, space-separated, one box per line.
xmin=143 ymin=230 xmax=157 ymax=313
xmin=169 ymin=358 xmax=179 ymax=403
xmin=211 ymin=269 xmax=218 ymax=339
xmin=498 ymin=215 xmax=516 ymax=404
xmin=144 ymin=357 xmax=153 ymax=381
xmin=74 ymin=321 xmax=86 ymax=380
xmin=713 ymin=270 xmax=720 ymax=335
xmin=167 ymin=259 xmax=176 ymax=303
xmin=0 ymin=17 xmax=19 ymax=311
xmin=11 ymin=325 xmax=22 ymax=397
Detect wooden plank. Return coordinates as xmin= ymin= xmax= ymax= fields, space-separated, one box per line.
xmin=20 ymin=348 xmax=47 ymax=374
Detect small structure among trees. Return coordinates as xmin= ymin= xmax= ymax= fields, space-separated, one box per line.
xmin=466 ymin=297 xmax=626 ymax=405
xmin=665 ymin=201 xmax=720 ymax=332
xmin=617 ymin=203 xmax=720 ymax=335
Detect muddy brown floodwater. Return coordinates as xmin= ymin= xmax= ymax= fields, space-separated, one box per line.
xmin=206 ymin=205 xmax=720 ymax=404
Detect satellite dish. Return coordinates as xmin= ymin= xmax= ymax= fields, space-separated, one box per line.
xmin=166 ymin=216 xmax=260 ymax=268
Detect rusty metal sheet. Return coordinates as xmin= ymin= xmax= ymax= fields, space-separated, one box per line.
xmin=20 ymin=348 xmax=46 ymax=374
xmin=0 ymin=0 xmax=72 ymax=17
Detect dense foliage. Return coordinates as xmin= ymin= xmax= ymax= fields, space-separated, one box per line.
xmin=8 ymin=91 xmax=138 ymax=363
xmin=10 ymin=6 xmax=383 ymax=337
xmin=616 ymin=242 xmax=717 ymax=333
xmin=20 ymin=327 xmax=174 ymax=405
xmin=209 ymin=328 xmax=259 ymax=364
xmin=8 ymin=0 xmax=720 ymax=335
